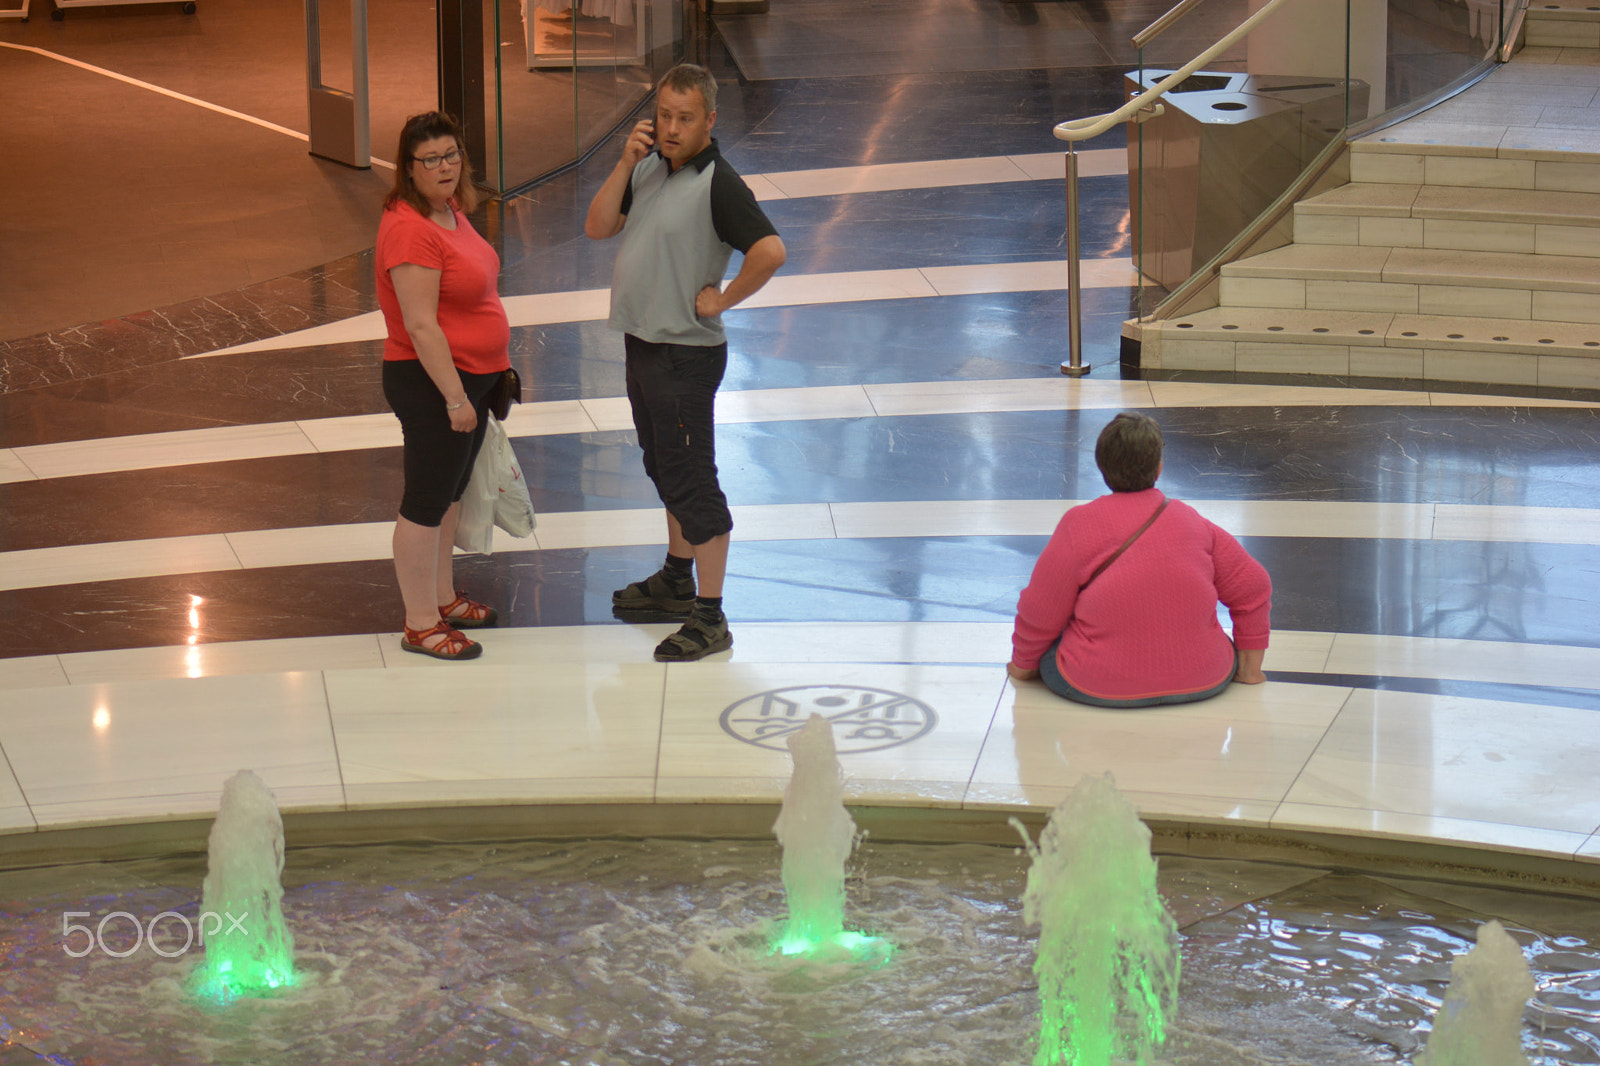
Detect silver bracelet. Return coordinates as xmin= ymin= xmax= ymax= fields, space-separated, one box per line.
xmin=446 ymin=400 xmax=466 ymax=411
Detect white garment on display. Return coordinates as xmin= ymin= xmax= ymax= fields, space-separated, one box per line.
xmin=582 ymin=0 xmax=633 ymax=25
xmin=527 ymin=0 xmax=633 ymax=25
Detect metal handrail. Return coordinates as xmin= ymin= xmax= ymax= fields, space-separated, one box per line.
xmin=1053 ymin=0 xmax=1298 ymax=145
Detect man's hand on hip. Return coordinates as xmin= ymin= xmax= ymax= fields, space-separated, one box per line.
xmin=695 ymin=285 xmax=724 ymax=318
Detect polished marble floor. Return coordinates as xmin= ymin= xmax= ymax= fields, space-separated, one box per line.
xmin=2 ymin=12 xmax=1600 ymax=892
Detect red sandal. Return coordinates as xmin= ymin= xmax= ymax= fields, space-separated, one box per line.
xmin=439 ymin=591 xmax=499 ymax=629
xmin=401 ymin=620 xmax=482 ymax=660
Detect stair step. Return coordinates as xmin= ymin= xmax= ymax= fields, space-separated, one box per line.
xmin=1385 ymin=246 xmax=1600 ymax=290
xmin=1146 ymin=308 xmax=1600 ymax=387
xmin=1223 ymin=244 xmax=1600 ymax=291
xmin=1298 ymin=183 xmax=1420 ymax=218
xmin=1219 ymin=245 xmax=1600 ymax=321
xmin=1165 ymin=307 xmax=1392 ymax=344
xmin=1349 ymin=145 xmax=1600 ymax=183
xmin=1299 ymin=182 xmax=1600 ymax=226
xmin=1527 ymin=3 xmax=1600 ymax=47
xmin=1222 ymin=243 xmax=1390 ymax=281
xmin=1163 ymin=307 xmax=1600 ymax=354
xmin=1295 ymin=184 xmax=1600 ymax=254
xmin=1527 ymin=0 xmax=1600 ymax=20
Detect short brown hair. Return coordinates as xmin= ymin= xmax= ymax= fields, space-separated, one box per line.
xmin=1095 ymin=412 xmax=1163 ymax=492
xmin=657 ymin=63 xmax=717 ymax=114
xmin=384 ymin=111 xmax=479 ymax=217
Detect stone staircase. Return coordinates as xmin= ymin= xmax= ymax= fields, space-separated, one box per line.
xmin=1138 ymin=9 xmax=1600 ymax=390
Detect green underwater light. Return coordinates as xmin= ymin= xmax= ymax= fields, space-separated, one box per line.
xmin=192 ymin=951 xmax=297 ymax=1004
xmin=770 ymin=926 xmax=894 ymax=964
xmin=769 ymin=715 xmax=895 ymax=968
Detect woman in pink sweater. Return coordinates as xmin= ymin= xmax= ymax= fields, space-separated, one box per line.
xmin=1009 ymin=412 xmax=1271 ymax=707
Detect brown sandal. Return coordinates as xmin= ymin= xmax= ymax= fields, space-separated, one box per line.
xmin=402 ymin=620 xmax=482 ymax=660
xmin=439 ymin=592 xmax=499 ymax=629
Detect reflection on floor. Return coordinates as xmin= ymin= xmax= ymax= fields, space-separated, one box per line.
xmin=1 ymin=10 xmax=1599 ymax=888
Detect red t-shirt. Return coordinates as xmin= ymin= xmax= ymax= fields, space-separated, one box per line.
xmin=375 ymin=201 xmax=511 ymax=375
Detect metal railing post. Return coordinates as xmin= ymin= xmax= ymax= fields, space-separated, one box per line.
xmin=1060 ymin=142 xmax=1089 ymax=377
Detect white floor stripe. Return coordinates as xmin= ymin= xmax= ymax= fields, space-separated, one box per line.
xmin=4 ymin=497 xmax=1597 ymax=593
xmin=4 ymin=378 xmax=1593 ymax=485
xmin=0 ymin=41 xmax=396 ymax=170
xmin=189 ymin=257 xmax=1140 ymax=358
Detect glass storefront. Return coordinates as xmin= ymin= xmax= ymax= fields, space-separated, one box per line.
xmin=453 ymin=0 xmax=688 ymax=195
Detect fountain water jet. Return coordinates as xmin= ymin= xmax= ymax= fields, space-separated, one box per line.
xmin=769 ymin=713 xmax=890 ymax=963
xmin=1415 ymin=918 xmax=1534 ymax=1066
xmin=1012 ymin=773 xmax=1180 ymax=1066
xmin=191 ymin=769 xmax=296 ymax=1003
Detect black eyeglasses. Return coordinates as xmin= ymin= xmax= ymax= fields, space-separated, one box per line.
xmin=412 ymin=149 xmax=463 ymax=170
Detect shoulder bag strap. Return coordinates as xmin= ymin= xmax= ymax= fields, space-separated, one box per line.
xmin=1079 ymin=498 xmax=1168 ymax=593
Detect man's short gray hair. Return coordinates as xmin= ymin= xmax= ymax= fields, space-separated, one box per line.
xmin=658 ymin=63 xmax=717 ymax=114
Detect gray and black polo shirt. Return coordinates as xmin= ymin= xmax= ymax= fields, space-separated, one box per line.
xmin=608 ymin=139 xmax=779 ymax=347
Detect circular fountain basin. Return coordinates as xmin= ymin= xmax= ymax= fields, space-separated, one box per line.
xmin=4 ymin=837 xmax=1600 ymax=1065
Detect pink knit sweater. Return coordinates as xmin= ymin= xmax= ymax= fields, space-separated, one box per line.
xmin=1011 ymin=488 xmax=1272 ymax=702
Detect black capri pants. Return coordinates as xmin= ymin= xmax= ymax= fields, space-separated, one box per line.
xmin=382 ymin=359 xmax=502 ymax=528
xmin=624 ymin=335 xmax=733 ymax=546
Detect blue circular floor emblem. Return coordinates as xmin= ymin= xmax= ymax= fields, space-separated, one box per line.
xmin=720 ymin=685 xmax=938 ymax=753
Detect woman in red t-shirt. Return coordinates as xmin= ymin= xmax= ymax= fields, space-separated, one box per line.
xmin=376 ymin=112 xmax=513 ymax=661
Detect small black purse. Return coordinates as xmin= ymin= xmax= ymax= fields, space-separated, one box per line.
xmin=489 ymin=367 xmax=522 ymax=421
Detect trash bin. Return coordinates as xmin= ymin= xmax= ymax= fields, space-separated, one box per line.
xmin=1124 ymin=70 xmax=1368 ymax=290
xmin=1250 ymin=74 xmax=1369 ymax=164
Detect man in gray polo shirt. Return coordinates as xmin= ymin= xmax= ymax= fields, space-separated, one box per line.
xmin=584 ymin=63 xmax=786 ymax=662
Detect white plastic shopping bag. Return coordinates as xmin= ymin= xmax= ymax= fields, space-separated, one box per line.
xmin=454 ymin=439 xmax=497 ymax=555
xmin=453 ymin=415 xmax=534 ymax=554
xmin=491 ymin=418 xmax=536 ymax=538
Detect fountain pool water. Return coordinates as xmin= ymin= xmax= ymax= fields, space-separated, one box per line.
xmin=2 ymin=843 xmax=1598 ymax=1062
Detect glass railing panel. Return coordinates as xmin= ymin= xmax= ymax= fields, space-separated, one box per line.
xmin=1500 ymin=0 xmax=1518 ymax=57
xmin=1384 ymin=0 xmax=1502 ymax=115
xmin=1117 ymin=0 xmax=1521 ymax=328
xmin=1125 ymin=0 xmax=1355 ymax=322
